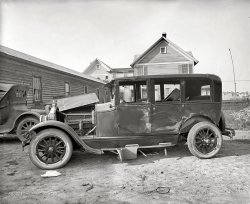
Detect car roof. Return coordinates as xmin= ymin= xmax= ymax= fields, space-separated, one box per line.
xmin=0 ymin=84 xmax=29 ymax=102
xmin=112 ymin=74 xmax=221 ymax=83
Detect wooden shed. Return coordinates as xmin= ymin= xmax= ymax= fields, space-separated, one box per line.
xmin=0 ymin=45 xmax=108 ymax=109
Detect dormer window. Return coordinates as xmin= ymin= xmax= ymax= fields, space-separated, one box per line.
xmin=160 ymin=47 xmax=167 ymax=54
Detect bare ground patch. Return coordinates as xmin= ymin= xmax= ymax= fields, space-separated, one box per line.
xmin=0 ymin=134 xmax=250 ymax=204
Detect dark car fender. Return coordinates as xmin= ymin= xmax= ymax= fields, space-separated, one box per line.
xmin=12 ymin=111 xmax=40 ymax=131
xmin=179 ymin=114 xmax=215 ymax=134
xmin=27 ymin=120 xmax=103 ymax=155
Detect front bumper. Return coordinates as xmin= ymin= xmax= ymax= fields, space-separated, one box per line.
xmin=222 ymin=128 xmax=235 ymax=139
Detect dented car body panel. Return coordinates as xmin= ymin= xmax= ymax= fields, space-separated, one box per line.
xmin=24 ymin=74 xmax=233 ymax=153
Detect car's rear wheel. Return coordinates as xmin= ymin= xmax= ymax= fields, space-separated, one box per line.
xmin=187 ymin=121 xmax=222 ymax=159
xmin=29 ymin=129 xmax=73 ymax=169
xmin=16 ymin=116 xmax=39 ymax=136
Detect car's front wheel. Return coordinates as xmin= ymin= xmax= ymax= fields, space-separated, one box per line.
xmin=187 ymin=121 xmax=222 ymax=159
xmin=29 ymin=128 xmax=73 ymax=169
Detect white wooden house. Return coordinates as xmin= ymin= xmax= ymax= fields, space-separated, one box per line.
xmin=83 ymin=33 xmax=198 ymax=80
xmin=83 ymin=58 xmax=113 ymax=82
xmin=131 ymin=33 xmax=199 ymax=76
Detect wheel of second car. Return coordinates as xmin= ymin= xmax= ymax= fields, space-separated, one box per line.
xmin=29 ymin=128 xmax=73 ymax=169
xmin=187 ymin=121 xmax=223 ymax=159
xmin=16 ymin=116 xmax=39 ymax=136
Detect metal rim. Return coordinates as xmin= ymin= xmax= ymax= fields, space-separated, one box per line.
xmin=20 ymin=120 xmax=37 ymax=134
xmin=194 ymin=128 xmax=218 ymax=154
xmin=36 ymin=136 xmax=66 ymax=164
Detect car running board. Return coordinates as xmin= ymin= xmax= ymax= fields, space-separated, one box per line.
xmin=102 ymin=142 xmax=174 ymax=162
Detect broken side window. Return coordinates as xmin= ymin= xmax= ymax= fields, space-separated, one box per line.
xmin=154 ymin=79 xmax=181 ymax=102
xmin=118 ymin=81 xmax=147 ymax=103
xmin=119 ymin=85 xmax=135 ymax=103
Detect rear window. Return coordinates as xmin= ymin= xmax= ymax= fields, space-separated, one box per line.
xmin=185 ymin=78 xmax=212 ymax=101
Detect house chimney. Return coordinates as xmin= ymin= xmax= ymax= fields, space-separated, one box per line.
xmin=162 ymin=32 xmax=167 ymax=38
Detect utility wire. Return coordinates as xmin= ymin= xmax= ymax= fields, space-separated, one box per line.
xmin=223 ymin=80 xmax=250 ymax=82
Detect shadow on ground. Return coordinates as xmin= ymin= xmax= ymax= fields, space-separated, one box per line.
xmin=1 ymin=137 xmax=250 ymax=168
xmin=66 ymin=139 xmax=250 ymax=168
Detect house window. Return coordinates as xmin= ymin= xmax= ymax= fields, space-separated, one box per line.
xmin=182 ymin=64 xmax=188 ymax=74
xmin=33 ymin=77 xmax=42 ymax=102
xmin=96 ymin=88 xmax=100 ymax=99
xmin=201 ymin=85 xmax=210 ymax=96
xmin=105 ymin=75 xmax=109 ymax=80
xmin=138 ymin=66 xmax=148 ymax=76
xmin=65 ymin=83 xmax=70 ymax=96
xmin=96 ymin=64 xmax=100 ymax=70
xmin=188 ymin=64 xmax=193 ymax=73
xmin=83 ymin=85 xmax=88 ymax=94
xmin=160 ymin=47 xmax=167 ymax=54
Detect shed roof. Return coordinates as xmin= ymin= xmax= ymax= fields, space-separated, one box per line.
xmin=0 ymin=45 xmax=105 ymax=84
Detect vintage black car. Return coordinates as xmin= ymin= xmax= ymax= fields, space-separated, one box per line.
xmin=0 ymin=84 xmax=41 ymax=137
xmin=18 ymin=74 xmax=235 ymax=169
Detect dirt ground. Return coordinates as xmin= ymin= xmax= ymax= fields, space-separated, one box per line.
xmin=0 ymin=132 xmax=250 ymax=204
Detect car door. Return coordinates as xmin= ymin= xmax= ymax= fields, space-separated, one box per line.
xmin=116 ymin=80 xmax=151 ymax=135
xmin=151 ymin=79 xmax=183 ymax=134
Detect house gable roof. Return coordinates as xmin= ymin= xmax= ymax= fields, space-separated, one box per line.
xmin=130 ymin=35 xmax=199 ymax=67
xmin=83 ymin=58 xmax=112 ymax=75
xmin=0 ymin=45 xmax=105 ymax=84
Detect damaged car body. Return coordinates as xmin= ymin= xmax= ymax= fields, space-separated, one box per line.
xmin=18 ymin=74 xmax=235 ymax=169
xmin=0 ymin=84 xmax=41 ymax=137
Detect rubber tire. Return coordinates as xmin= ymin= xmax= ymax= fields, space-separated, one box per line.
xmin=29 ymin=128 xmax=73 ymax=170
xmin=187 ymin=121 xmax=223 ymax=159
xmin=16 ymin=117 xmax=39 ymax=136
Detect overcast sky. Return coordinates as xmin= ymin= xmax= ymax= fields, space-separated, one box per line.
xmin=1 ymin=0 xmax=249 ymax=92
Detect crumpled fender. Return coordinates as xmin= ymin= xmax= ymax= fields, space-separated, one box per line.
xmin=179 ymin=114 xmax=214 ymax=134
xmin=29 ymin=120 xmax=103 ymax=155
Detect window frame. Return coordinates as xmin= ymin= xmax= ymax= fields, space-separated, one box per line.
xmin=153 ymin=79 xmax=182 ymax=104
xmin=96 ymin=64 xmax=100 ymax=70
xmin=115 ymin=79 xmax=149 ymax=105
xmin=33 ymin=76 xmax=42 ymax=102
xmin=83 ymin=85 xmax=88 ymax=94
xmin=183 ymin=78 xmax=213 ymax=103
xmin=160 ymin=47 xmax=167 ymax=54
xmin=96 ymin=88 xmax=100 ymax=99
xmin=65 ymin=82 xmax=70 ymax=96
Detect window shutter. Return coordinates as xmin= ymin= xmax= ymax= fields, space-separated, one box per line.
xmin=189 ymin=64 xmax=193 ymax=74
xmin=143 ymin=66 xmax=148 ymax=75
xmin=178 ymin=65 xmax=182 ymax=74
xmin=182 ymin=64 xmax=188 ymax=74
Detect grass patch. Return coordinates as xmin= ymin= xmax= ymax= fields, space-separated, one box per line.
xmin=223 ymin=107 xmax=250 ymax=130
